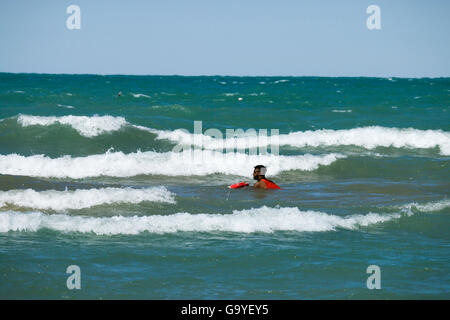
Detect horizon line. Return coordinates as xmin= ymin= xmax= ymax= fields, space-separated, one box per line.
xmin=1 ymin=71 xmax=449 ymax=79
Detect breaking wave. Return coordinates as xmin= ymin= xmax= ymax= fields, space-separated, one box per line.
xmin=150 ymin=126 xmax=450 ymax=156
xmin=0 ymin=151 xmax=344 ymax=178
xmin=0 ymin=206 xmax=399 ymax=235
xmin=0 ymin=187 xmax=176 ymax=211
xmin=10 ymin=115 xmax=450 ymax=155
xmin=17 ymin=114 xmax=127 ymax=137
xmin=400 ymin=199 xmax=450 ymax=214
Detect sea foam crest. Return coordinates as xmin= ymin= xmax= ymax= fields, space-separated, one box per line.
xmin=0 ymin=206 xmax=398 ymax=235
xmin=13 ymin=115 xmax=450 ymax=155
xmin=0 ymin=187 xmax=176 ymax=211
xmin=149 ymin=126 xmax=450 ymax=156
xmin=400 ymin=199 xmax=450 ymax=213
xmin=17 ymin=114 xmax=127 ymax=137
xmin=131 ymin=93 xmax=151 ymax=98
xmin=0 ymin=151 xmax=344 ymax=178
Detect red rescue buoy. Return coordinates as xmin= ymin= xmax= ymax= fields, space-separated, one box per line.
xmin=228 ymin=182 xmax=249 ymax=189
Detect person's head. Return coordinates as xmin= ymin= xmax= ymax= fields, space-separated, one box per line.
xmin=253 ymin=165 xmax=267 ymax=180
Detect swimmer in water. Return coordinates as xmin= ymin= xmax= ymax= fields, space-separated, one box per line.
xmin=253 ymin=165 xmax=281 ymax=189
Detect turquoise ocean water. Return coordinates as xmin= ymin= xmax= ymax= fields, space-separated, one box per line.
xmin=0 ymin=73 xmax=449 ymax=299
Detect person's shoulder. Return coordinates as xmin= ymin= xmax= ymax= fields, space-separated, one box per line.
xmin=254 ymin=180 xmax=267 ymax=189
xmin=261 ymin=178 xmax=281 ymax=189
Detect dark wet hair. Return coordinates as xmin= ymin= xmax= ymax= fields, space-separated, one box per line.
xmin=254 ymin=165 xmax=267 ymax=175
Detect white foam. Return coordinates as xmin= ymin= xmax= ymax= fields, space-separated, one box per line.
xmin=131 ymin=93 xmax=151 ymax=98
xmin=0 ymin=187 xmax=175 ymax=211
xmin=17 ymin=115 xmax=127 ymax=137
xmin=0 ymin=151 xmax=343 ymax=178
xmin=0 ymin=206 xmax=398 ymax=235
xmin=150 ymin=126 xmax=450 ymax=156
xmin=332 ymin=109 xmax=352 ymax=113
xmin=273 ymin=79 xmax=289 ymax=84
xmin=401 ymin=199 xmax=450 ymax=213
xmin=57 ymin=104 xmax=74 ymax=109
xmin=149 ymin=105 xmax=190 ymax=113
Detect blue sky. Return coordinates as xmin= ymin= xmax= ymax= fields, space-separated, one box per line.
xmin=1 ymin=0 xmax=449 ymax=77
